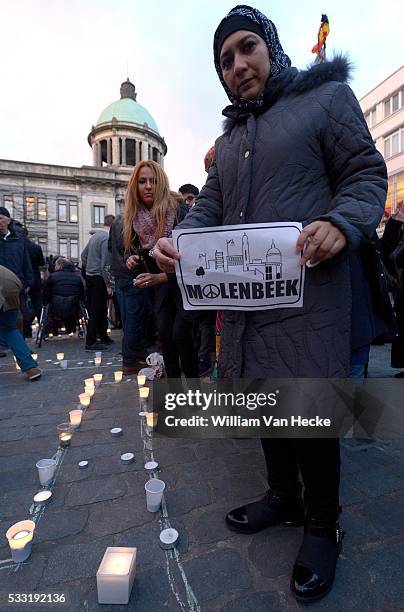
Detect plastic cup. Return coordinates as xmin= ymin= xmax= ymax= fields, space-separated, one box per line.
xmin=145 ymin=478 xmax=165 ymax=512
xmin=36 ymin=459 xmax=57 ymax=486
xmin=60 ymin=360 xmax=68 ymax=369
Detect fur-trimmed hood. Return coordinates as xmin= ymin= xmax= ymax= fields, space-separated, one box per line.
xmin=222 ymin=55 xmax=353 ymax=130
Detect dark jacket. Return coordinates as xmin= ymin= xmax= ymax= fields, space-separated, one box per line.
xmin=43 ymin=270 xmax=84 ymax=319
xmin=26 ymin=240 xmax=45 ymax=290
xmin=0 ymin=227 xmax=34 ymax=288
xmin=178 ymin=57 xmax=387 ymax=378
xmin=108 ymin=215 xmax=136 ymax=281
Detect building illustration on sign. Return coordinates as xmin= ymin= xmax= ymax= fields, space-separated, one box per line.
xmin=196 ymin=233 xmax=282 ymax=281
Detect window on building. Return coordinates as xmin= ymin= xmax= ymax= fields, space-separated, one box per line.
xmin=384 ymin=99 xmax=391 ymax=118
xmin=25 ymin=196 xmax=36 ymax=221
xmin=152 ymin=147 xmax=159 ymax=163
xmin=126 ymin=139 xmax=136 ymax=166
xmin=58 ymin=200 xmax=67 ymax=222
xmin=70 ymin=238 xmax=79 ymax=260
xmin=38 ymin=237 xmax=48 ymax=258
xmin=392 ymin=132 xmax=399 ymax=156
xmin=37 ymin=197 xmax=47 ymax=220
xmin=93 ymin=205 xmax=105 ymax=225
xmin=69 ymin=201 xmax=78 ymax=223
xmin=384 ymin=128 xmax=404 ymax=159
xmin=3 ymin=194 xmax=13 ymax=209
xmin=392 ymin=93 xmax=399 ymax=113
xmin=59 ymin=237 xmax=68 ymax=258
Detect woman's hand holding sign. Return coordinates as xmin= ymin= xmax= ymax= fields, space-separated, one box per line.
xmin=296 ymin=221 xmax=347 ymax=266
xmin=153 ymin=237 xmax=180 ymax=272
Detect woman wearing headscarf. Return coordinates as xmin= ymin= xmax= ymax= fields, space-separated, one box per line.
xmin=124 ymin=161 xmax=199 ymax=378
xmin=153 ymin=5 xmax=387 ymax=602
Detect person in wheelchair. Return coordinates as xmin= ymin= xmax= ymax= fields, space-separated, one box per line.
xmin=42 ymin=257 xmax=84 ymax=334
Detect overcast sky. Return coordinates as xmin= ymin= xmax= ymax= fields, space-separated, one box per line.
xmin=0 ymin=0 xmax=403 ymax=191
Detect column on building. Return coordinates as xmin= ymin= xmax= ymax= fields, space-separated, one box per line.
xmin=107 ymin=138 xmax=112 ymax=165
xmin=112 ymin=137 xmax=120 ymax=166
xmin=142 ymin=140 xmax=148 ymax=161
xmin=92 ymin=142 xmax=98 ymax=166
xmin=122 ymin=137 xmax=127 ymax=165
xmin=46 ymin=195 xmax=58 ymax=256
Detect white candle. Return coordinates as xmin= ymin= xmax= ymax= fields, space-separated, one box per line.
xmin=146 ymin=412 xmax=157 ymax=428
xmin=139 ymin=387 xmax=150 ymax=399
xmin=59 ymin=432 xmax=72 ymax=447
xmin=93 ymin=373 xmax=103 ymax=386
xmin=85 ymin=378 xmax=95 ymax=387
xmin=159 ymin=528 xmax=179 ymax=549
xmin=31 ymin=353 xmax=38 ymax=360
xmin=114 ymin=371 xmax=123 ymax=382
xmin=69 ymin=409 xmax=83 ymax=428
xmin=79 ymin=393 xmax=90 ymax=407
xmin=56 ymin=352 xmax=64 ymax=361
xmin=85 ymin=386 xmax=95 ymax=397
xmin=6 ymin=520 xmax=35 ymax=562
xmin=97 ymin=547 xmax=137 ymax=605
xmin=33 ymin=490 xmax=52 ymax=505
xmin=137 ymin=374 xmax=146 ymax=386
xmin=94 ymin=357 xmax=102 ymax=366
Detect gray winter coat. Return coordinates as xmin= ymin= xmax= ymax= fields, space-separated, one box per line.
xmin=178 ymin=58 xmax=387 ymax=378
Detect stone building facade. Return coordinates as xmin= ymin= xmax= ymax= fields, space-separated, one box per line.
xmin=0 ymin=79 xmax=166 ymax=261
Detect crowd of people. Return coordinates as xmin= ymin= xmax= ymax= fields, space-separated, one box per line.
xmin=1 ymin=3 xmax=404 ymax=602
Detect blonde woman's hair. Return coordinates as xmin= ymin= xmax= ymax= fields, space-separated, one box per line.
xmin=123 ymin=160 xmax=176 ymax=251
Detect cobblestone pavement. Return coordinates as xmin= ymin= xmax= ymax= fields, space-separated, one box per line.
xmin=0 ymin=334 xmax=403 ymax=611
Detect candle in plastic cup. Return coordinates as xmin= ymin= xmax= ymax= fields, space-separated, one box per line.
xmin=137 ymin=374 xmax=146 ymax=386
xmin=146 ymin=412 xmax=158 ymax=428
xmin=85 ymin=378 xmax=95 ymax=387
xmin=69 ymin=409 xmax=83 ymax=429
xmin=114 ymin=371 xmax=123 ymax=382
xmin=93 ymin=373 xmax=103 ymax=386
xmin=79 ymin=393 xmax=91 ymax=407
xmin=60 ymin=360 xmax=68 ymax=369
xmin=139 ymin=387 xmax=149 ymax=399
xmin=95 ymin=351 xmax=102 ymax=358
xmin=85 ymin=385 xmax=95 ymax=397
xmin=31 ymin=353 xmax=38 ymax=361
xmin=36 ymin=458 xmax=57 ymax=486
xmin=95 ymin=357 xmax=102 ymax=366
xmin=58 ymin=423 xmax=73 ymax=448
xmin=6 ymin=520 xmax=35 ymax=563
xmin=144 ymin=478 xmax=165 ymax=512
xmin=56 ymin=352 xmax=64 ymax=361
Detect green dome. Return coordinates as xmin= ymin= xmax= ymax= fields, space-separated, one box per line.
xmin=96 ymin=98 xmax=159 ymax=134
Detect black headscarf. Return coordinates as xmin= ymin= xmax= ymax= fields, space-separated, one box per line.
xmin=213 ymin=5 xmax=291 ymax=112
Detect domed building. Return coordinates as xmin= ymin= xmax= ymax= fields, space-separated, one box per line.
xmin=0 ymin=78 xmax=167 ymax=260
xmin=89 ymin=79 xmax=167 ymax=168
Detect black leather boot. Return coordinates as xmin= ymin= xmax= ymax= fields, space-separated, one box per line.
xmin=291 ymin=518 xmax=344 ymax=602
xmin=225 ymin=489 xmax=305 ymax=534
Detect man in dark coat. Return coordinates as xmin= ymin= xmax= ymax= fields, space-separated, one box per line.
xmin=0 ymin=207 xmax=33 ymax=289
xmin=42 ymin=257 xmax=84 ymax=334
xmin=153 ymin=5 xmax=386 ymax=603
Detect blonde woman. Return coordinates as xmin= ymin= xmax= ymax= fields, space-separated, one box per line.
xmin=124 ymin=161 xmax=198 ymax=378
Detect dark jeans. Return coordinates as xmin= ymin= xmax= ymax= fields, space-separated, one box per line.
xmin=115 ymin=278 xmax=153 ymax=365
xmin=85 ymin=275 xmax=108 ymax=345
xmin=157 ymin=292 xmax=199 ymax=378
xmin=261 ymin=438 xmax=340 ymax=522
xmin=197 ymin=311 xmax=216 ymax=362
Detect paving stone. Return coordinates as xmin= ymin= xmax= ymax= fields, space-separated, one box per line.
xmin=224 ymin=449 xmax=266 ymax=475
xmin=1 ymin=468 xmax=39 ymax=493
xmin=358 ymin=543 xmax=404 ymax=602
xmin=65 ymin=475 xmax=127 ymax=507
xmin=248 ymin=526 xmax=302 ymax=578
xmin=0 ymin=436 xmax=56 ymax=458
xmin=164 ymin=483 xmax=213 ymax=516
xmin=349 ymin=468 xmax=404 ymax=497
xmin=56 ymin=461 xmax=96 ymax=484
xmin=184 ymin=505 xmax=240 ymax=545
xmin=208 ymin=472 xmax=267 ymax=503
xmin=194 ymin=439 xmax=238 ymax=460
xmin=340 ymin=479 xmax=366 ymax=506
xmin=220 ymin=590 xmax=284 ymax=612
xmin=341 ymin=508 xmax=381 ymax=548
xmin=93 ymin=453 xmax=142 ymax=477
xmin=355 ymin=494 xmax=404 ymax=537
xmin=87 ymin=494 xmax=153 ymax=537
xmin=0 ymin=553 xmax=48 ymax=592
xmin=63 ymin=441 xmax=128 ymax=464
xmin=41 ymin=540 xmax=108 ymax=586
xmin=35 ymin=507 xmax=88 ymax=542
xmin=182 ymin=548 xmax=252 ymax=602
xmin=0 ymin=485 xmax=66 ymax=519
xmin=172 ymin=457 xmax=227 ymax=484
xmin=152 ymin=443 xmax=198 ymax=467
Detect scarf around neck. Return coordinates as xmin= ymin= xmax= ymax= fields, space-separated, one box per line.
xmin=133 ymin=203 xmax=176 ymax=249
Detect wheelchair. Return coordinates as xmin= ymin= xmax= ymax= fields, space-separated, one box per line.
xmin=35 ymin=300 xmax=88 ymax=348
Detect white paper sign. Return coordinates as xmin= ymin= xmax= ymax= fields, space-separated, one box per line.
xmin=173 ymin=222 xmax=305 ymax=311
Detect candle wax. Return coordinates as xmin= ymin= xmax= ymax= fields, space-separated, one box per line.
xmin=13 ymin=530 xmax=30 ymax=540
xmin=100 ymin=552 xmax=133 ymax=575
